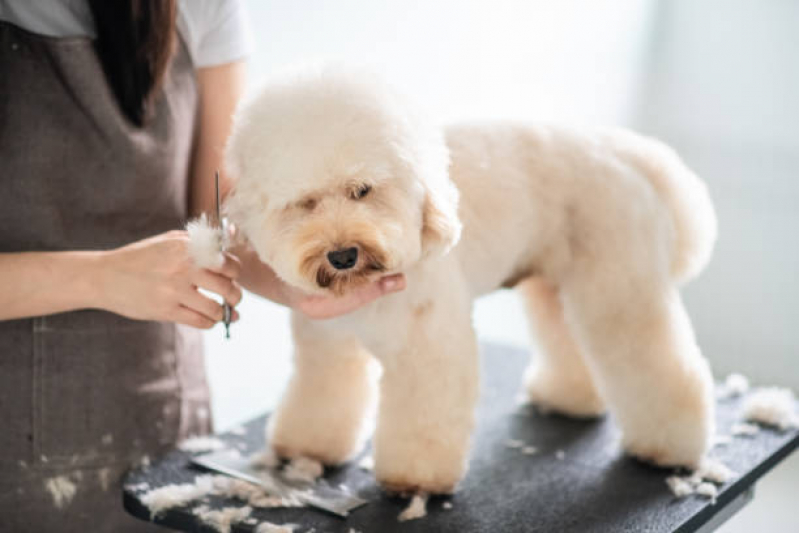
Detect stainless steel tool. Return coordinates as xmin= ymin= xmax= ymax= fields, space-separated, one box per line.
xmin=192 ymin=449 xmax=368 ymax=517
xmin=215 ymin=171 xmax=232 ymax=339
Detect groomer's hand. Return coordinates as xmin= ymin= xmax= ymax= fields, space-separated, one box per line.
xmin=95 ymin=230 xmax=242 ymax=329
xmin=283 ymin=274 xmax=406 ymax=320
xmin=233 ymin=241 xmax=405 ymax=320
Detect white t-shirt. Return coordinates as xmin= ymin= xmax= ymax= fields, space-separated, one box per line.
xmin=0 ymin=0 xmax=251 ymax=68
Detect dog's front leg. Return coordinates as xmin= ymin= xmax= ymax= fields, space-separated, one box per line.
xmin=372 ymin=299 xmax=479 ymax=495
xmin=267 ymin=314 xmax=378 ymax=465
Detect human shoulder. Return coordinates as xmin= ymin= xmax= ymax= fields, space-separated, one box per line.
xmin=177 ymin=0 xmax=252 ymax=68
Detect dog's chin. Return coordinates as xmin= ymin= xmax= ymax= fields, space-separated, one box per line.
xmin=314 ymin=263 xmax=385 ymax=296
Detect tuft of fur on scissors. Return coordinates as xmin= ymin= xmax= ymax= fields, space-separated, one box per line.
xmin=186 ymin=214 xmax=224 ymax=269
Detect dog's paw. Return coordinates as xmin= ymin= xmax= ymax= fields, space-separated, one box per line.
xmin=623 ymin=416 xmax=711 ymax=470
xmin=377 ymin=471 xmax=458 ymax=496
xmin=379 ymin=477 xmax=456 ymax=497
xmin=524 ymin=366 xmax=606 ymax=418
xmin=621 ymin=399 xmax=712 ymax=470
xmin=373 ymin=435 xmax=468 ymax=495
xmin=619 ymin=362 xmax=714 ymax=470
xmin=268 ymin=427 xmax=363 ymax=467
xmin=625 ymin=438 xmax=707 ymax=470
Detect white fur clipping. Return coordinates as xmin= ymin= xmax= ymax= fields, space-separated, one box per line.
xmin=178 ymin=436 xmax=227 ymax=454
xmin=141 ymin=475 xmax=218 ymax=517
xmin=697 ymin=459 xmax=737 ymax=484
xmin=357 ymin=455 xmax=374 ymax=471
xmin=126 ymin=482 xmax=151 ymax=492
xmin=283 ymin=457 xmax=324 ymax=484
xmin=716 ymin=373 xmax=750 ymax=399
xmin=694 ymin=482 xmax=718 ymax=502
xmin=45 ymin=474 xmax=80 ymax=509
xmin=398 ymin=493 xmax=428 ymax=522
xmin=711 ymin=434 xmax=732 ymax=447
xmin=743 ymin=387 xmax=799 ymax=430
xmin=140 ymin=474 xmax=307 ymax=518
xmin=255 ymin=523 xmax=298 ymax=533
xmin=192 ymin=504 xmax=252 ymax=533
xmin=731 ymin=422 xmax=760 ymax=437
xmin=249 ymin=448 xmax=280 ymax=469
xmin=665 ymin=458 xmax=737 ymax=499
xmin=665 ymin=476 xmax=694 ymax=498
xmin=186 ymin=214 xmax=224 ymax=269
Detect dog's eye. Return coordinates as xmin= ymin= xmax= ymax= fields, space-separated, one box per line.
xmin=351 ymin=184 xmax=372 ymax=200
xmin=299 ymin=197 xmax=317 ymax=210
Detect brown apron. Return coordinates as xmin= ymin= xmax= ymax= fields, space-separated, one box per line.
xmin=0 ymin=21 xmax=212 ymax=532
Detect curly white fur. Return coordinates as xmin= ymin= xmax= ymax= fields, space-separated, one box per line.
xmin=186 ymin=214 xmax=224 ymax=269
xmin=225 ymin=66 xmax=718 ymax=494
xmin=743 ymin=387 xmax=799 ymax=430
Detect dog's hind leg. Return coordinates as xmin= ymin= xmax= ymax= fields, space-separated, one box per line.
xmin=519 ymin=277 xmax=606 ymax=417
xmin=267 ymin=316 xmax=378 ymax=465
xmin=560 ymin=268 xmax=714 ymax=469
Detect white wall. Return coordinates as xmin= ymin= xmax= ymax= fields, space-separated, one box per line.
xmin=633 ymin=0 xmax=799 ymax=391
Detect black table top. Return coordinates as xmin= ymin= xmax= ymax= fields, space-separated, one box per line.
xmin=123 ymin=343 xmax=799 ymax=533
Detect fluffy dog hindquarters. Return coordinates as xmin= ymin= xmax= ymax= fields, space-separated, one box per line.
xmin=446 ymin=124 xmax=717 ymax=469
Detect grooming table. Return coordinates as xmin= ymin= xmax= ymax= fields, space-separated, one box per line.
xmin=123 ymin=343 xmax=799 ymax=532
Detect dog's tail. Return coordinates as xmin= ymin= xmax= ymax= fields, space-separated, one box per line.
xmin=608 ymin=130 xmax=718 ymax=285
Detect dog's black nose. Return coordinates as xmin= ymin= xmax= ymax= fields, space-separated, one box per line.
xmin=327 ymin=247 xmax=358 ymax=270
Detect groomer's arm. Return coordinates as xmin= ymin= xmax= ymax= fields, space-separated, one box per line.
xmin=0 ymin=237 xmax=240 ymax=327
xmin=0 ymin=251 xmax=105 ymax=319
xmin=190 ymin=61 xmax=405 ymax=319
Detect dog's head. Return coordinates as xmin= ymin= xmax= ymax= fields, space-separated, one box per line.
xmin=224 ymin=67 xmax=461 ymax=295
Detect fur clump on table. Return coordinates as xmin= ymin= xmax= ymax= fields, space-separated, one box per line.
xmin=665 ymin=458 xmax=737 ymax=500
xmin=192 ymin=504 xmax=252 ymax=533
xmin=178 ymin=435 xmax=227 ymax=454
xmin=398 ymin=493 xmax=429 ymax=522
xmin=716 ymin=373 xmax=750 ymax=399
xmin=282 ymin=456 xmax=324 ymax=484
xmin=138 ymin=474 xmax=305 ymax=518
xmin=666 ymin=381 xmax=798 ymax=500
xmin=140 ymin=475 xmax=218 ymax=517
xmin=743 ymin=387 xmax=799 ymax=430
xmin=254 ymin=523 xmax=297 ymax=533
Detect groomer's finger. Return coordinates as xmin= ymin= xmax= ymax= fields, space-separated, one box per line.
xmin=172 ymin=305 xmax=216 ymax=329
xmin=377 ymin=274 xmax=405 ymax=294
xmin=172 ymin=304 xmax=238 ymax=328
xmin=297 ymin=274 xmax=406 ymax=320
xmin=205 ymin=252 xmax=242 ymax=280
xmin=192 ymin=269 xmax=243 ymax=306
xmin=181 ymin=287 xmax=225 ymax=322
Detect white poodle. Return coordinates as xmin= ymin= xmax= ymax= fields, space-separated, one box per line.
xmin=215 ymin=67 xmax=717 ymax=494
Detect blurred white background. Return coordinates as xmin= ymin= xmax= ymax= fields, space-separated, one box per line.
xmin=203 ymin=1 xmax=799 ymax=530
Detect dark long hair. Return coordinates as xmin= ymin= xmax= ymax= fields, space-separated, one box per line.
xmin=87 ymin=0 xmax=178 ymax=126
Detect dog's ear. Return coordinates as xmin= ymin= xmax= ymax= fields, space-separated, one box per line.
xmin=420 ymin=173 xmax=462 ymax=258
xmin=222 ymin=184 xmax=268 ymax=248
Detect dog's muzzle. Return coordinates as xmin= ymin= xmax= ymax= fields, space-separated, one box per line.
xmin=327 ymin=247 xmax=358 ymax=270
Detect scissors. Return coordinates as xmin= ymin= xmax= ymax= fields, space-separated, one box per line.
xmin=215 ymin=171 xmax=232 ymax=339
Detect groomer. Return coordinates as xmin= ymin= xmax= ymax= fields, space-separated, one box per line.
xmin=0 ymin=1 xmax=404 ymax=530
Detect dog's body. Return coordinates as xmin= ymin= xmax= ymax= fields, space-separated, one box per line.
xmin=222 ymin=70 xmax=717 ymax=494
